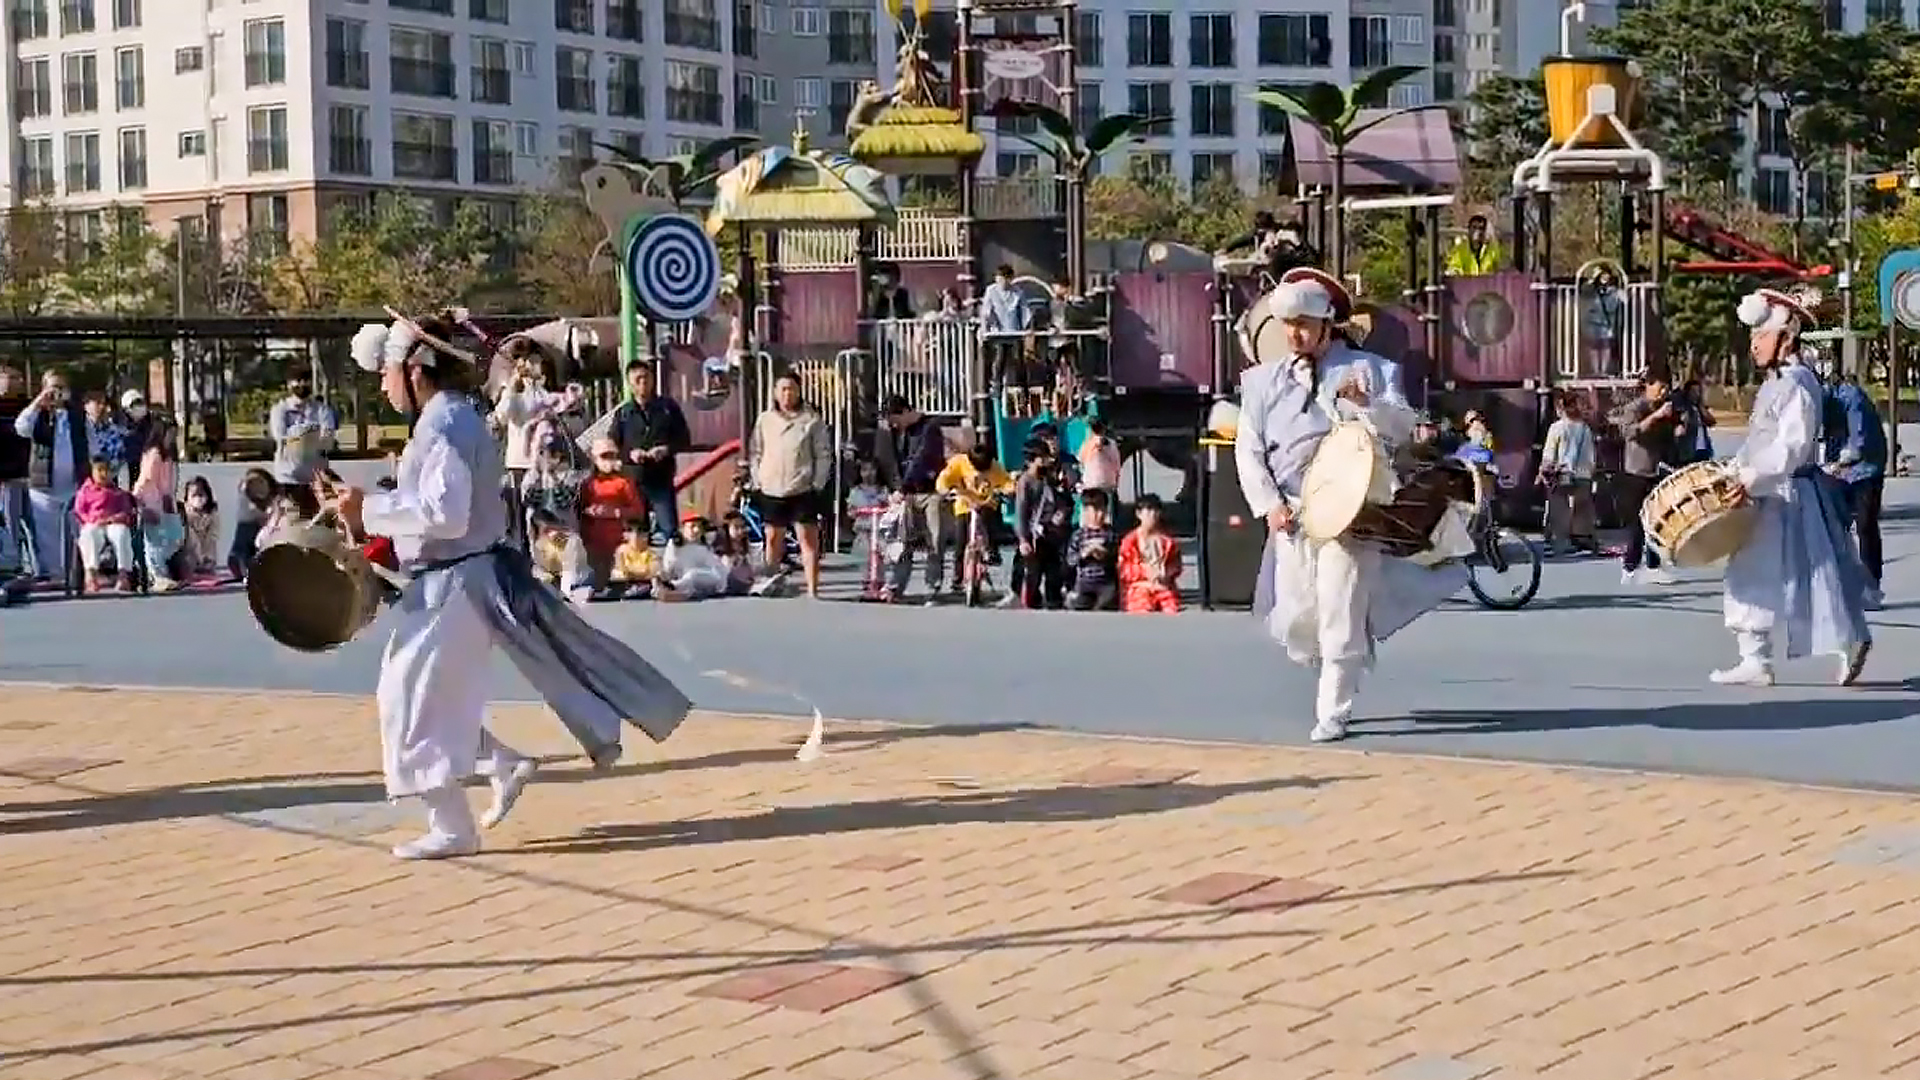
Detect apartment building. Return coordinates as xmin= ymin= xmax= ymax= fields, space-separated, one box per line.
xmin=0 ymin=0 xmax=886 ymax=247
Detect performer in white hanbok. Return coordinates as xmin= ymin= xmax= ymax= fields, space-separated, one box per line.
xmin=332 ymin=309 xmax=691 ymax=861
xmin=1234 ymin=268 xmax=1467 ymax=742
xmin=1713 ymin=288 xmax=1873 ymax=687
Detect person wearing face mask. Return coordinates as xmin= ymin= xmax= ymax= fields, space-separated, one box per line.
xmin=268 ymin=371 xmax=337 ymax=503
xmin=1233 ymin=267 xmax=1466 ymax=743
xmin=12 ymin=369 xmax=90 ymax=582
xmin=1712 ymin=289 xmax=1874 ymax=688
xmin=119 ymin=390 xmax=153 ymax=480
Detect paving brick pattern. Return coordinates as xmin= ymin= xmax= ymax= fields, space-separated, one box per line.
xmin=2 ymin=686 xmax=1919 ymax=1078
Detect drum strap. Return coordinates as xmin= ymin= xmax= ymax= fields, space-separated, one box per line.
xmin=417 ymin=544 xmax=508 ymax=576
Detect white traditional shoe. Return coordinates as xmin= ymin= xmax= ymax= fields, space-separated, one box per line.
xmin=1864 ymin=587 xmax=1885 ymax=612
xmin=1642 ymin=568 xmax=1677 ymax=585
xmin=1620 ymin=569 xmax=1639 ymax=586
xmin=1709 ymin=660 xmax=1775 ymax=687
xmin=392 ymin=830 xmax=480 ymax=861
xmin=1309 ymin=717 xmax=1348 ymax=743
xmin=1839 ymin=642 xmax=1872 ymax=687
xmin=480 ymin=759 xmax=538 ymax=829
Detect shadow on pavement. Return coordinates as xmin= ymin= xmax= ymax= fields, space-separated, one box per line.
xmin=1379 ymin=695 xmax=1919 ymax=737
xmin=512 ymin=775 xmax=1355 ymax=855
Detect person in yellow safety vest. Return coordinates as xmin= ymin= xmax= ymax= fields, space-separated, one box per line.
xmin=1444 ymin=214 xmax=1505 ymax=276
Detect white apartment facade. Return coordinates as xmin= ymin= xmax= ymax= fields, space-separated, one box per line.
xmin=0 ymin=0 xmax=861 ymax=247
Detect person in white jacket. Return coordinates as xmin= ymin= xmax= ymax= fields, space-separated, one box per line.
xmin=493 ymin=343 xmax=585 ymax=545
xmin=655 ymin=516 xmax=731 ymax=601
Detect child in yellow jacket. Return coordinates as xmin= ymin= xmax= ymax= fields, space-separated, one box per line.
xmin=935 ymin=445 xmax=1016 ymax=559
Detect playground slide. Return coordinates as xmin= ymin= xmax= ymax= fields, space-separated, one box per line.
xmin=990 ymin=401 xmax=1098 ymax=469
xmin=1663 ymin=204 xmax=1828 ymax=278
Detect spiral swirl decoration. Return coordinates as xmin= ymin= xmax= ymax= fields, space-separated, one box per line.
xmin=624 ymin=215 xmax=721 ymax=323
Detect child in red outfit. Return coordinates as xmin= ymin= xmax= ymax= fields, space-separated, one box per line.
xmin=1119 ymin=493 xmax=1182 ymax=614
xmin=579 ymin=437 xmax=646 ymax=588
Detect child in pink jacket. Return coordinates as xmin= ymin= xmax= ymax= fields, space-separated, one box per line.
xmin=74 ymin=457 xmax=137 ymax=593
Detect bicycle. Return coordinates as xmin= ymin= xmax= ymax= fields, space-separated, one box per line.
xmin=954 ymin=492 xmax=993 ymax=608
xmin=1454 ymin=445 xmax=1542 ymax=611
xmin=730 ymin=467 xmax=802 ymax=568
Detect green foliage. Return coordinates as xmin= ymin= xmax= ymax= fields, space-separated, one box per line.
xmin=0 ymin=205 xmax=68 ymax=319
xmin=1083 ymin=174 xmax=1272 ymax=251
xmin=987 ymin=101 xmax=1163 ymax=175
xmin=1248 ymin=66 xmax=1430 ymax=148
xmin=512 ymin=189 xmax=624 ymax=317
xmin=1460 ymin=73 xmax=1549 ymax=174
xmin=1844 ymin=191 xmax=1920 ymax=337
xmin=269 ymin=195 xmax=497 ymax=315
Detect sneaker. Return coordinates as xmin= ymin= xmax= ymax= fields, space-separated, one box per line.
xmin=1839 ymin=642 xmax=1872 ymax=687
xmin=995 ymin=592 xmax=1021 ymax=609
xmin=1709 ymin=660 xmax=1775 ymax=687
xmin=1620 ymin=569 xmax=1639 ymax=586
xmin=392 ymin=830 xmax=480 ymax=861
xmin=1642 ymin=568 xmax=1678 ymax=586
xmin=1309 ymin=717 xmax=1348 ymax=743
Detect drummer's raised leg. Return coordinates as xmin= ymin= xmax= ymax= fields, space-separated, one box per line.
xmin=1710 ymin=630 xmax=1775 ymax=687
xmin=1310 ymin=540 xmax=1374 ymax=742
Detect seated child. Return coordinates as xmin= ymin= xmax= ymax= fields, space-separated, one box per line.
xmin=713 ymin=510 xmax=764 ymax=596
xmin=530 ymin=509 xmax=592 ymax=605
xmin=1119 ymin=492 xmax=1182 ymax=614
xmin=180 ymin=476 xmax=221 ymax=578
xmin=227 ymin=467 xmax=277 ymax=579
xmin=521 ymin=433 xmax=586 ymax=540
xmin=74 ymin=457 xmax=137 ymax=594
xmin=1066 ymin=488 xmax=1119 ymax=611
xmin=655 ymin=515 xmax=730 ymax=602
xmin=578 ymin=437 xmax=644 ymax=588
xmin=611 ymin=522 xmax=660 ymax=598
xmin=935 ymin=443 xmax=1016 ymax=568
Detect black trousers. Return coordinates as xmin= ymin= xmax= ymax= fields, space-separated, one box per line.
xmin=1020 ymin=537 xmax=1066 ymax=609
xmin=1614 ymin=472 xmax=1662 ymax=572
xmin=1846 ymin=474 xmax=1886 ymax=585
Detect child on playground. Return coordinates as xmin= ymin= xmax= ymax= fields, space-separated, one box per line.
xmin=530 ymin=508 xmax=592 ymax=605
xmin=1066 ymin=488 xmax=1119 ymax=611
xmin=1119 ymin=492 xmax=1182 ymax=613
xmin=1011 ymin=437 xmax=1070 ymax=609
xmin=610 ymin=522 xmax=659 ymax=597
xmin=74 ymin=457 xmax=137 ymax=594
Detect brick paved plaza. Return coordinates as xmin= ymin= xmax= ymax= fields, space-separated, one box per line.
xmin=2 ymin=685 xmax=1919 ymax=1080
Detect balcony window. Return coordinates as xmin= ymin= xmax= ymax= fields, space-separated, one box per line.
xmin=1126 ymin=12 xmax=1170 ymax=67
xmin=608 ymin=54 xmax=643 ymax=117
xmin=248 ymin=105 xmax=288 ymax=173
xmin=828 ymin=78 xmax=857 ymax=135
xmin=666 ymin=61 xmax=721 ymax=125
xmin=608 ymin=0 xmax=642 ymax=41
xmin=827 ymin=8 xmax=873 ymax=64
xmin=111 ymin=0 xmax=134 ymax=28
xmin=248 ymin=192 xmax=290 ymax=253
xmin=472 ymin=120 xmax=514 ymax=184
xmin=59 ymin=0 xmax=91 ymax=35
xmin=470 ymin=0 xmax=508 ymax=21
xmin=393 ymin=113 xmax=457 ymax=180
xmin=113 ymin=45 xmax=140 ymax=108
xmin=61 ymin=52 xmax=97 ymax=115
xmin=472 ymin=39 xmax=511 ymax=104
xmin=666 ymin=2 xmax=721 ymax=50
xmin=328 ymin=105 xmax=372 ymax=175
xmin=1126 ymin=81 xmax=1172 ymax=136
xmin=1191 ymin=152 xmax=1233 ymax=187
xmin=391 ymin=0 xmax=453 ymax=11
xmin=391 ymin=29 xmax=456 ymax=97
xmin=555 ymin=0 xmax=592 ymax=33
xmin=64 ymin=131 xmax=99 ymax=193
xmin=326 ymin=19 xmax=370 ymax=90
xmin=1257 ymin=13 xmax=1331 ymax=67
xmin=244 ymin=18 xmax=286 ymax=88
xmin=14 ymin=0 xmax=48 ymax=40
xmin=1433 ymin=0 xmax=1456 ymax=27
xmin=116 ymin=126 xmax=144 ymax=188
xmin=1349 ymin=15 xmax=1390 ymax=70
xmin=14 ymin=59 xmax=51 ymax=119
xmin=732 ymin=1 xmax=755 ymax=56
xmin=1074 ymin=83 xmax=1102 ymax=136
xmin=1188 ymin=14 xmax=1233 ymax=68
xmin=1075 ymin=12 xmax=1101 ymax=66
xmin=1190 ymin=83 xmax=1233 ymax=137
xmin=17 ymin=136 xmax=55 ymax=196
xmin=557 ymin=46 xmax=595 ymax=112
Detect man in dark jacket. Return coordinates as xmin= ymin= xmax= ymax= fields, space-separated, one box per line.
xmin=610 ymin=360 xmax=691 ymax=546
xmin=11 ymin=367 xmax=89 ymax=581
xmin=876 ymin=394 xmax=951 ymax=602
xmin=1608 ymin=372 xmax=1678 ymax=586
xmin=1823 ymin=369 xmax=1887 ymax=600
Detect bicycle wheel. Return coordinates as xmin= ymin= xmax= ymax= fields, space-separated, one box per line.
xmin=1467 ymin=527 xmax=1542 ymax=610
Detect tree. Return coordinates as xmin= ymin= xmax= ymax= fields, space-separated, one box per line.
xmin=0 ymin=205 xmax=67 ymax=320
xmin=268 ymin=195 xmax=496 ymax=315
xmin=1249 ymin=65 xmax=1439 ymax=277
xmin=985 ymin=100 xmax=1165 ymax=287
xmin=1459 ymin=73 xmax=1548 ymax=175
xmin=514 ymin=189 xmax=623 ymax=317
xmin=1083 ymin=173 xmax=1184 ymax=243
xmin=596 ymin=136 xmax=761 ymax=208
xmin=1177 ymin=177 xmax=1256 ymax=252
xmin=63 ymin=211 xmax=172 ymax=317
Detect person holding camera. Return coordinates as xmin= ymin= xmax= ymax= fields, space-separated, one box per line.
xmin=1609 ymin=372 xmax=1679 ymax=586
xmin=10 ymin=368 xmax=90 ymax=581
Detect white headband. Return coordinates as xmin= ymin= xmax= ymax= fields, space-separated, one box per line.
xmin=1269 ymin=280 xmax=1337 ymax=323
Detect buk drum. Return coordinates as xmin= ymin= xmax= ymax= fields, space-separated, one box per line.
xmin=1299 ymin=422 xmax=1475 ymax=558
xmin=1641 ymin=460 xmax=1756 ymax=567
xmin=247 ymin=514 xmax=386 ymax=653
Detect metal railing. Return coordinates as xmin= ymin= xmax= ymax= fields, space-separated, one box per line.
xmin=976 ymin=176 xmax=1058 ymax=219
xmin=866 ymin=317 xmax=976 ymax=417
xmin=778 ymin=208 xmax=967 ymax=269
xmin=1544 ymin=281 xmax=1656 ymax=383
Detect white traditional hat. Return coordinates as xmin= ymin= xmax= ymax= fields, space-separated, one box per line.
xmin=1735 ymin=288 xmax=1816 ymax=335
xmin=350 ymin=306 xmax=478 ymax=374
xmin=1275 ymin=266 xmax=1355 ymax=324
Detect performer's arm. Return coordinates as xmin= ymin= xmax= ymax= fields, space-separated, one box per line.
xmin=1737 ymin=383 xmax=1819 ymax=494
xmin=362 ymin=439 xmax=472 ymax=541
xmin=1360 ymin=358 xmax=1417 ymax=446
xmin=1233 ymin=370 xmax=1285 ymax=517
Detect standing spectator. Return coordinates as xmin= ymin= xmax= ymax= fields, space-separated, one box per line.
xmin=1077 ymin=419 xmax=1120 ymax=505
xmin=1538 ymin=392 xmax=1600 ymax=557
xmin=578 ymin=437 xmax=645 ymax=591
xmin=1609 ymin=373 xmax=1678 ymax=585
xmin=118 ymin=390 xmax=154 ymax=480
xmin=748 ymin=372 xmax=833 ymax=598
xmin=268 ymin=370 xmax=337 ymax=510
xmin=74 ymin=457 xmax=136 ymax=593
xmin=0 ymin=365 xmax=30 ymax=573
xmin=981 ymin=264 xmax=1031 ymax=390
xmin=1066 ymin=488 xmax=1119 ymax=610
xmin=494 ymin=342 xmax=585 ymax=547
xmin=1011 ymin=438 xmax=1069 ymax=610
xmin=131 ymin=418 xmax=185 ymax=591
xmin=1443 ymin=214 xmax=1504 ymax=277
xmin=13 ymin=369 xmax=89 ymax=582
xmin=876 ymin=394 xmax=950 ymax=603
xmin=1673 ymin=378 xmax=1717 ymax=463
xmin=610 ymin=360 xmax=691 ymax=546
xmin=1823 ymin=368 xmax=1887 ymax=604
xmin=1582 ymin=269 xmax=1623 ymax=375
xmin=81 ymin=392 xmax=125 ymax=475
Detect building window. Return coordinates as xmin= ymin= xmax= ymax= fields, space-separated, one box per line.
xmin=555 ymin=0 xmax=593 ymax=33
xmin=1258 ymin=13 xmax=1331 ymax=67
xmin=247 ymin=104 xmax=288 ymax=173
xmin=995 ymin=151 xmax=1040 ymax=177
xmin=828 ymin=8 xmax=874 ymax=65
xmin=1127 ymin=12 xmax=1170 ymax=66
xmin=1754 ymin=167 xmax=1791 ymax=214
xmin=511 ymin=41 xmax=536 ymax=75
xmin=1074 ymin=82 xmax=1102 ymax=138
xmin=14 ymin=59 xmax=52 ymax=119
xmin=326 ymin=18 xmax=370 ymax=90
xmin=394 ymin=111 xmax=457 ymax=180
xmin=1434 ymin=0 xmax=1456 ymax=27
xmin=1866 ymin=0 xmax=1901 ymax=24
xmin=791 ymin=4 xmax=819 ymax=35
xmin=1075 ymin=12 xmax=1101 ymax=66
xmin=17 ymin=136 xmax=55 ymax=196
xmin=116 ymin=126 xmax=144 ymax=188
xmin=1191 ymin=152 xmax=1233 ymax=187
xmin=733 ymin=71 xmax=758 ymax=129
xmin=177 ymin=130 xmax=205 ymax=157
xmin=1350 ymin=16 xmax=1391 ymax=69
xmin=472 ymin=119 xmax=514 ymax=184
xmin=1433 ymin=33 xmax=1454 ymax=65
xmin=666 ymin=0 xmax=721 ymax=50
xmin=14 ymin=0 xmax=49 ymax=40
xmin=732 ymin=0 xmax=756 ymax=57
xmin=1388 ymin=82 xmax=1428 ymax=108
xmin=608 ymin=53 xmax=643 ymax=117
xmin=472 ymin=37 xmax=510 ymax=105
xmin=113 ymin=45 xmax=141 ymax=109
xmin=61 ymin=52 xmax=97 ymax=115
xmin=606 ymin=130 xmax=643 ymax=159
xmin=59 ymin=0 xmax=92 ymax=35
xmin=794 ymin=76 xmax=821 ymax=108
xmin=1393 ymin=15 xmax=1425 ymax=45
xmin=174 ymin=46 xmax=203 ymax=73
xmin=1434 ymin=69 xmax=1456 ymax=100
xmin=1256 ymin=82 xmax=1300 ymax=136
xmin=1820 ymin=0 xmax=1843 ymax=30
xmin=392 ymin=28 xmax=456 ymax=98
xmin=244 ymin=19 xmax=286 ymax=88
xmin=1126 ymin=81 xmax=1172 ymax=136
xmin=1188 ymin=14 xmax=1233 ymax=68
xmin=470 ymin=0 xmax=509 ymax=22
xmin=666 ymin=60 xmax=722 ymax=125
xmin=1189 ymin=83 xmax=1234 ymax=137
xmin=1757 ymin=104 xmax=1790 ymax=157
xmin=828 ymin=77 xmax=859 ymax=134
xmin=1128 ymin=150 xmax=1171 ymax=180
xmin=111 ymin=0 xmax=136 ymax=29
xmin=248 ymin=192 xmax=290 ymax=252
xmin=514 ymin=121 xmax=539 ymax=157
xmin=1259 ymin=151 xmax=1284 ymax=188
xmin=609 ymin=0 xmax=643 ymax=42
xmin=328 ymin=104 xmax=371 ymax=175
xmin=557 ymin=46 xmax=594 ymax=112
xmin=64 ymin=131 xmax=100 ymax=193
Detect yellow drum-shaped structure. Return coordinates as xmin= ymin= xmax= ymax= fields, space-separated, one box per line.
xmin=1541 ymin=55 xmax=1643 ymax=148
